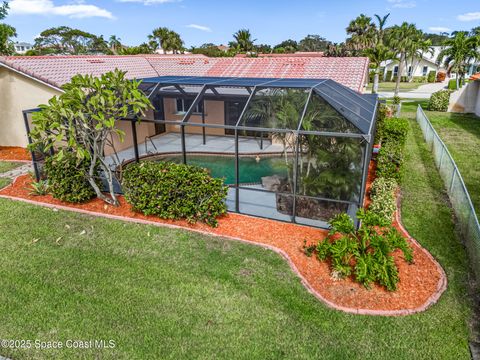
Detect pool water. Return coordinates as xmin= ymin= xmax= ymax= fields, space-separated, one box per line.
xmin=159 ymin=154 xmax=288 ymax=184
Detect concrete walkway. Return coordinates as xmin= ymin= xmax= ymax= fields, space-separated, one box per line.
xmin=378 ymin=80 xmax=448 ymax=99
xmin=0 ymin=163 xmax=33 ymax=180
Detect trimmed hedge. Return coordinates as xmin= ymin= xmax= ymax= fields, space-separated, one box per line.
xmin=385 ymin=70 xmax=393 ymax=81
xmin=427 ymin=70 xmax=436 ymax=83
xmin=122 ymin=161 xmax=228 ymax=227
xmin=369 ymin=177 xmax=398 ymax=223
xmin=44 ymin=152 xmax=96 ymax=203
xmin=375 ymin=117 xmax=409 ymax=183
xmin=428 ymin=90 xmax=451 ymax=112
xmin=448 ymin=79 xmax=457 ymax=90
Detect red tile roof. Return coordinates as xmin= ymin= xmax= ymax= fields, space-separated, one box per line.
xmin=0 ymin=54 xmax=369 ymax=92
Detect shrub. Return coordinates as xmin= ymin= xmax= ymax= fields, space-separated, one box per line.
xmin=303 ymin=210 xmax=413 ymax=291
xmin=412 ymin=76 xmax=427 ymax=83
xmin=369 ymin=177 xmax=398 ymax=224
xmin=428 ymin=90 xmax=451 ymax=112
xmin=374 ymin=104 xmax=389 ymax=143
xmin=29 ymin=179 xmax=49 ymax=196
xmin=381 ymin=117 xmax=409 ymax=146
xmin=44 ymin=152 xmax=96 ymax=203
xmin=392 ymin=95 xmax=401 ymax=105
xmin=385 ymin=70 xmax=392 ymax=81
xmin=122 ymin=161 xmax=228 ymax=227
xmin=376 ymin=141 xmax=405 ymax=182
xmin=448 ymin=79 xmax=457 ymax=90
xmin=400 ymin=76 xmax=408 ymax=83
xmin=427 ymin=70 xmax=436 ymax=83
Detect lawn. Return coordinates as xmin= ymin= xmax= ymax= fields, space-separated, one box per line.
xmin=0 ymin=161 xmax=22 ymax=173
xmin=0 ymin=115 xmax=473 ymax=360
xmin=366 ymin=81 xmax=422 ymax=92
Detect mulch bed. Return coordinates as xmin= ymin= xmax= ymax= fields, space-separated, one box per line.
xmin=0 ymin=147 xmax=31 ymax=162
xmin=0 ymin=170 xmax=446 ymax=316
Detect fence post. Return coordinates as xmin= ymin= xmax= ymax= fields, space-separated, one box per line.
xmin=449 ymin=170 xmax=457 ymax=193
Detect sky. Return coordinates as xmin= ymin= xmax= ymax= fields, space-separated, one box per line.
xmin=4 ymin=0 xmax=480 ymax=47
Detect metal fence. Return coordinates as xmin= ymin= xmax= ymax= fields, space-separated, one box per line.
xmin=416 ymin=105 xmax=480 ymax=280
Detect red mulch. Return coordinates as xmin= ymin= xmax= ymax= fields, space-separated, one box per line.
xmin=0 ymin=147 xmax=31 ymax=162
xmin=0 ymin=169 xmax=445 ymax=314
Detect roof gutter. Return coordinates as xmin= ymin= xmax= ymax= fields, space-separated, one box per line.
xmin=0 ymin=61 xmax=64 ymax=93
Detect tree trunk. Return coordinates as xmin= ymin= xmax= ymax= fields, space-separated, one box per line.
xmin=372 ymin=71 xmax=379 ymax=94
xmin=394 ymin=53 xmax=405 ymax=97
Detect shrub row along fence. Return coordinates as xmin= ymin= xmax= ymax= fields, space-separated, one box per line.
xmin=416 ymin=105 xmax=480 ymax=281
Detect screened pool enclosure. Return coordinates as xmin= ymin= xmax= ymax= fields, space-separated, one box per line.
xmin=24 ymin=76 xmax=378 ymax=228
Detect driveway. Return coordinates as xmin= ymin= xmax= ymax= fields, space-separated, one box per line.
xmin=378 ymin=80 xmax=448 ymax=99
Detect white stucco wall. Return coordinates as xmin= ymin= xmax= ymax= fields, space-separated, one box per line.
xmin=383 ymin=59 xmax=438 ymax=80
xmin=475 ymin=81 xmax=480 ymax=117
xmin=448 ymin=81 xmax=480 ymax=113
xmin=0 ymin=66 xmax=61 ymax=147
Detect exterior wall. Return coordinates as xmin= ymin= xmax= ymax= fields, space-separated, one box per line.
xmin=475 ymin=81 xmax=480 ymax=117
xmin=448 ymin=81 xmax=479 ymax=113
xmin=104 ymin=119 xmax=156 ymax=156
xmin=383 ymin=59 xmax=438 ymax=80
xmin=0 ymin=67 xmax=61 ymax=147
xmin=163 ymin=98 xmax=226 ymax=136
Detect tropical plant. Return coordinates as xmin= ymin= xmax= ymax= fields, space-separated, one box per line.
xmin=0 ymin=0 xmax=16 ymax=55
xmin=387 ymin=22 xmax=423 ymax=96
xmin=149 ymin=27 xmax=184 ymax=53
xmin=428 ymin=89 xmax=451 ymax=112
xmin=28 ymin=70 xmax=153 ymax=205
xmin=346 ymin=14 xmax=376 ymax=51
xmin=437 ymin=31 xmax=478 ymax=89
xmin=28 ymin=179 xmax=49 ymax=196
xmin=108 ymin=35 xmax=123 ymax=54
xmin=231 ymin=29 xmax=256 ymax=53
xmin=303 ymin=210 xmax=413 ymax=291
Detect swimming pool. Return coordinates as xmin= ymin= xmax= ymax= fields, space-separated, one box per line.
xmin=150 ymin=153 xmax=288 ymax=185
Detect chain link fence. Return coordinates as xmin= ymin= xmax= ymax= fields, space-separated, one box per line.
xmin=416 ymin=105 xmax=480 ymax=280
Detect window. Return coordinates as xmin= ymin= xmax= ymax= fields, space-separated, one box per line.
xmin=422 ymin=66 xmax=428 ymax=76
xmin=175 ymin=98 xmax=204 ymax=114
xmin=407 ymin=66 xmax=412 ymax=77
xmin=393 ymin=66 xmax=399 ymax=77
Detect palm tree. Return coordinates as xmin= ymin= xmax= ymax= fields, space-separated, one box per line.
xmin=365 ymin=45 xmax=395 ymax=93
xmin=407 ymin=36 xmax=433 ymax=82
xmin=437 ymin=31 xmax=478 ymax=89
xmin=346 ymin=14 xmax=376 ymax=51
xmin=232 ymin=29 xmax=256 ymax=53
xmin=108 ymin=35 xmax=122 ymax=54
xmin=150 ymin=27 xmax=176 ymax=53
xmin=387 ymin=22 xmax=420 ymax=96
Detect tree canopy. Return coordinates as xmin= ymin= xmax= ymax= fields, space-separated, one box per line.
xmin=0 ymin=0 xmax=16 ymax=55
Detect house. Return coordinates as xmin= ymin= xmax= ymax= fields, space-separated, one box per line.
xmin=13 ymin=42 xmax=33 ymax=54
xmin=382 ymin=46 xmax=445 ymax=80
xmin=0 ymin=54 xmax=370 ymax=148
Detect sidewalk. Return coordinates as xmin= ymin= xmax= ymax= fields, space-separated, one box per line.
xmin=378 ymin=80 xmax=448 ymax=99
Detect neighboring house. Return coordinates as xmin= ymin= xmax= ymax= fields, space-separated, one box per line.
xmin=235 ymin=52 xmax=324 ymax=58
xmin=382 ymin=46 xmax=444 ymax=80
xmin=449 ymin=73 xmax=480 ymax=115
xmin=0 ymin=54 xmax=370 ymax=147
xmin=217 ymin=44 xmax=229 ymax=52
xmin=14 ymin=42 xmax=33 ymax=54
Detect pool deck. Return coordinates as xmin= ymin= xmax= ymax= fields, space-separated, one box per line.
xmin=107 ymin=133 xmax=285 ymax=165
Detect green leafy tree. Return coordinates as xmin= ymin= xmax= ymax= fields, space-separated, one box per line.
xmin=437 ymin=31 xmax=478 ymax=89
xmin=28 ymin=70 xmax=153 ymax=206
xmin=273 ymin=39 xmax=298 ymax=53
xmin=387 ymin=22 xmax=422 ymax=96
xmin=0 ymin=1 xmax=16 ymax=55
xmin=298 ymin=35 xmax=331 ymax=52
xmin=34 ymin=26 xmax=108 ymax=55
xmin=149 ymin=27 xmax=184 ymax=53
xmin=346 ymin=14 xmax=376 ymax=51
xmin=108 ymin=35 xmax=123 ymax=54
xmin=231 ymin=29 xmax=256 ymax=53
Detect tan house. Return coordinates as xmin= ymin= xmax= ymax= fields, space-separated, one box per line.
xmin=0 ymin=54 xmax=370 ymax=148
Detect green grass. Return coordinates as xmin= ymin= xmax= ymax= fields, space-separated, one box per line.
xmin=0 ymin=111 xmax=473 ymax=358
xmin=401 ymin=100 xmax=480 ymax=218
xmin=0 ymin=161 xmax=22 ymax=173
xmin=0 ymin=178 xmax=11 ymax=189
xmin=366 ymin=82 xmax=422 ymax=92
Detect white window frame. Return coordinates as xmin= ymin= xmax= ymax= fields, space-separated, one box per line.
xmin=175 ymin=98 xmax=204 ymax=115
xmin=422 ymin=66 xmax=428 ymax=77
